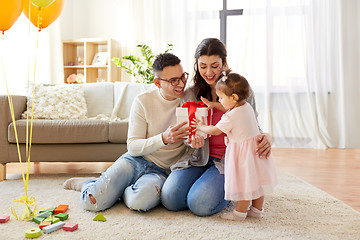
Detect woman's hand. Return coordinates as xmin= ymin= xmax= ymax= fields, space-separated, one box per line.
xmin=187 ymin=135 xmax=205 ymax=148
xmin=256 ymin=133 xmax=272 ymax=159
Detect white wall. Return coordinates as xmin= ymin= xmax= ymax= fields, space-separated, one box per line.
xmin=341 ymin=0 xmax=360 ymax=148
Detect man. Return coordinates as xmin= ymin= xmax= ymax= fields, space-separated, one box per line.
xmin=64 ymin=53 xmax=201 ymax=212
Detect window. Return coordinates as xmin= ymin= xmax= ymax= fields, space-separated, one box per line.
xmin=219 ymin=0 xmax=312 ymax=93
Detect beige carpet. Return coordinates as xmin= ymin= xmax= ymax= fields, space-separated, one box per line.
xmin=0 ymin=173 xmax=359 ymax=240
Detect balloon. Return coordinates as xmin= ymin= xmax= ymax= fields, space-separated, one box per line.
xmin=23 ymin=0 xmax=64 ymax=31
xmin=0 ymin=0 xmax=23 ymax=33
xmin=31 ymin=0 xmax=55 ymax=8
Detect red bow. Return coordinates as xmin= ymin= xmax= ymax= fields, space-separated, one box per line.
xmin=181 ymin=101 xmax=209 ymax=138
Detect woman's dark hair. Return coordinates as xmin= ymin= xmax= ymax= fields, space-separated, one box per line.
xmin=193 ymin=38 xmax=227 ymax=101
xmin=215 ymin=72 xmax=250 ymax=103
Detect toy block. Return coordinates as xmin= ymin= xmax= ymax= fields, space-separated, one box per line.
xmin=0 ymin=215 xmax=10 ymax=223
xmin=52 ymin=217 xmax=60 ymax=223
xmin=39 ymin=221 xmax=52 ymax=230
xmin=40 ymin=207 xmax=56 ymax=214
xmin=25 ymin=227 xmax=41 ymax=238
xmin=63 ymin=223 xmax=78 ymax=232
xmin=32 ymin=216 xmax=46 ymax=224
xmin=93 ymin=212 xmax=106 ymax=221
xmin=19 ymin=207 xmax=30 ymax=221
xmin=54 ymin=204 xmax=69 ymax=214
xmin=42 ymin=221 xmax=65 ymax=234
xmin=54 ymin=213 xmax=68 ymax=221
xmin=34 ymin=211 xmax=50 ymax=219
xmin=43 ymin=215 xmax=53 ymax=222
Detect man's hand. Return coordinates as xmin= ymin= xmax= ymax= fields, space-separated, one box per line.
xmin=162 ymin=121 xmax=190 ymax=145
xmin=186 ymin=134 xmax=205 ymax=148
xmin=256 ymin=133 xmax=272 ymax=159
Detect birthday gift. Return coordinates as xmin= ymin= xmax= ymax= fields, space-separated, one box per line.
xmin=176 ymin=101 xmax=212 ymax=139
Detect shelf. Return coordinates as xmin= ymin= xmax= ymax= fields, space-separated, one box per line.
xmin=62 ymin=38 xmax=121 ymax=83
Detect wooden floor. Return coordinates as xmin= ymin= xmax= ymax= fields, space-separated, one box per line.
xmin=5 ymin=148 xmax=360 ymax=212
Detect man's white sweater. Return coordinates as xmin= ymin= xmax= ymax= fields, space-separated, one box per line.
xmin=127 ymin=88 xmax=186 ymax=170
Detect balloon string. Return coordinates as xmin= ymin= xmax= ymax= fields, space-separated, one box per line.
xmin=25 ymin=29 xmax=40 ymax=196
xmin=0 ymin=26 xmax=39 ymax=222
xmin=0 ymin=36 xmax=37 ymax=220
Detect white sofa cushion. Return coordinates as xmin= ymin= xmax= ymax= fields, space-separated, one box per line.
xmin=112 ymin=82 xmax=156 ymax=120
xmin=21 ymin=84 xmax=87 ymax=120
xmin=83 ymin=82 xmax=114 ymax=118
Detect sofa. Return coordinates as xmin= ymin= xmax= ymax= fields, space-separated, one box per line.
xmin=0 ymin=82 xmax=155 ymax=181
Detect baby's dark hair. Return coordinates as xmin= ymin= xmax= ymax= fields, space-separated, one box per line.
xmin=153 ymin=53 xmax=181 ymax=76
xmin=215 ymin=71 xmax=250 ymax=103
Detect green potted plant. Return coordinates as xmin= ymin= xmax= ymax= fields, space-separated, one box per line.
xmin=112 ymin=44 xmax=173 ymax=84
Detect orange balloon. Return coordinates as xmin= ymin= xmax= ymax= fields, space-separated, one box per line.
xmin=0 ymin=0 xmax=23 ymax=33
xmin=23 ymin=0 xmax=64 ymax=31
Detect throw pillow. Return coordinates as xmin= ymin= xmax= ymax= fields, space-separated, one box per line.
xmin=21 ymin=84 xmax=87 ymax=120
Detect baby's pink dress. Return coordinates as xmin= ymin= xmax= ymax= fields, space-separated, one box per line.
xmin=216 ymin=102 xmax=278 ymax=201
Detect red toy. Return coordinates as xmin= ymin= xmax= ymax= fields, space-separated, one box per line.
xmin=63 ymin=223 xmax=78 ymax=232
xmin=0 ymin=215 xmax=10 ymax=223
xmin=39 ymin=221 xmax=52 ymax=230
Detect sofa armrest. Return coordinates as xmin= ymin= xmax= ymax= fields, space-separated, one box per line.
xmin=0 ymin=95 xmax=27 ymax=145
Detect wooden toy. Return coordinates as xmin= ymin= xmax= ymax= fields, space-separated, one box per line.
xmin=25 ymin=228 xmax=41 ymax=238
xmin=63 ymin=223 xmax=78 ymax=231
xmin=54 ymin=213 xmax=68 ymax=221
xmin=19 ymin=207 xmax=30 ymax=221
xmin=52 ymin=217 xmax=60 ymax=223
xmin=39 ymin=221 xmax=52 ymax=230
xmin=42 ymin=221 xmax=65 ymax=234
xmin=34 ymin=211 xmax=50 ymax=219
xmin=0 ymin=215 xmax=10 ymax=223
xmin=43 ymin=215 xmax=53 ymax=222
xmin=54 ymin=204 xmax=69 ymax=214
xmin=93 ymin=212 xmax=107 ymax=221
xmin=40 ymin=207 xmax=56 ymax=214
xmin=32 ymin=216 xmax=46 ymax=224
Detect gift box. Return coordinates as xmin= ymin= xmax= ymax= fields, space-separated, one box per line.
xmin=176 ymin=101 xmax=212 ymax=139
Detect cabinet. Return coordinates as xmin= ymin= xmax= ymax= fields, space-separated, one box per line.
xmin=62 ymin=38 xmax=121 ymax=83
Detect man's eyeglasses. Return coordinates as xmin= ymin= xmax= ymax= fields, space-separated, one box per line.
xmin=157 ymin=72 xmax=189 ymax=86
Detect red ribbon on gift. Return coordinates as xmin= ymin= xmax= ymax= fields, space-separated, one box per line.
xmin=181 ymin=101 xmax=211 ymax=138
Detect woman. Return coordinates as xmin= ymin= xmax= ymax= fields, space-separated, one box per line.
xmin=161 ymin=38 xmax=272 ymax=216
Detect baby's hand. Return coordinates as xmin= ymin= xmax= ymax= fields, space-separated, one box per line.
xmin=200 ymin=96 xmax=215 ymax=110
xmin=191 ymin=117 xmax=206 ymax=131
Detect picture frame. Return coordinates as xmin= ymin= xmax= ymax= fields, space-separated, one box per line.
xmin=92 ymin=52 xmax=108 ymax=65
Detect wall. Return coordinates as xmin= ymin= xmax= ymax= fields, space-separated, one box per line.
xmin=341 ymin=0 xmax=360 ymax=147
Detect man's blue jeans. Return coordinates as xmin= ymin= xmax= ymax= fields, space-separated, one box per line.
xmin=161 ymin=157 xmax=229 ymax=216
xmin=80 ymin=153 xmax=167 ymax=212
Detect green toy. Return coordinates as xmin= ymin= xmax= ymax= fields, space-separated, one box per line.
xmin=93 ymin=212 xmax=106 ymax=221
xmin=25 ymin=228 xmax=41 ymax=238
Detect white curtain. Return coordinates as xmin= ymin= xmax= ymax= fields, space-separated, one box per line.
xmin=228 ymin=0 xmax=354 ymax=148
xmin=121 ymin=0 xmax=221 ymax=82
